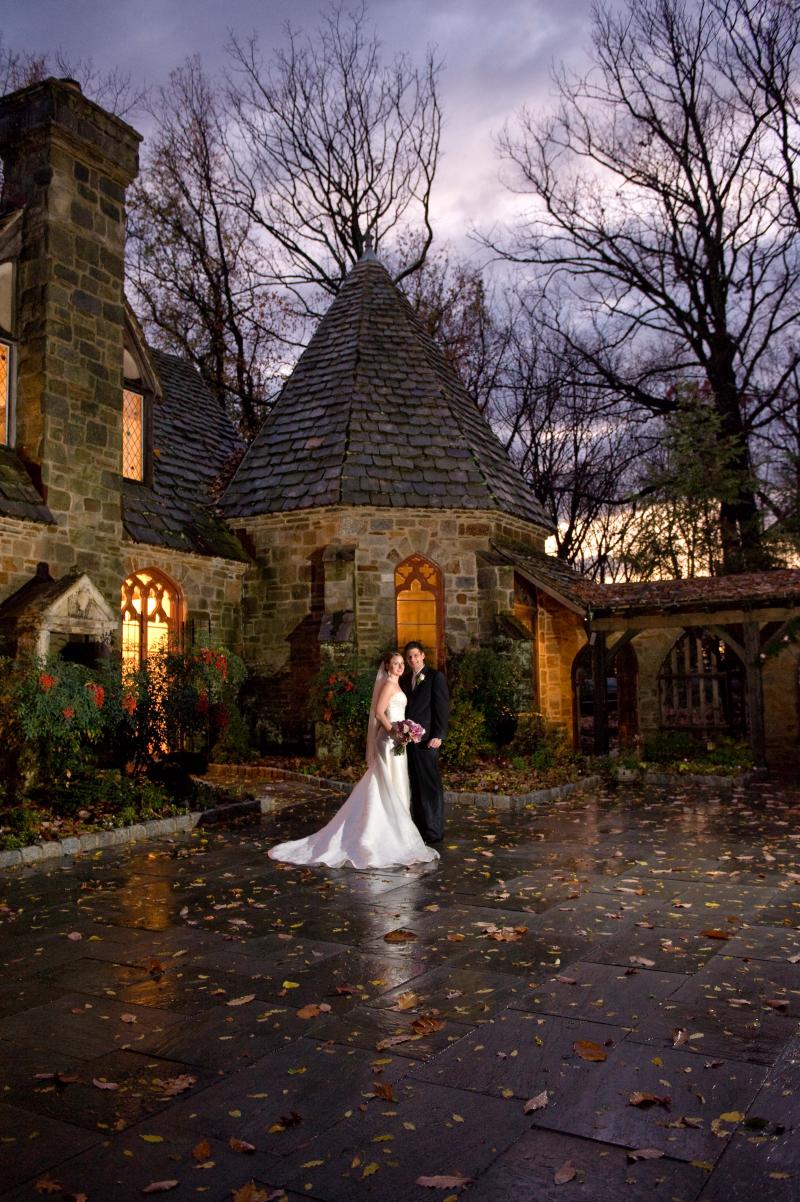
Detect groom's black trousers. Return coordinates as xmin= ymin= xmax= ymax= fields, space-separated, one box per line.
xmin=407 ymin=744 xmax=444 ymax=843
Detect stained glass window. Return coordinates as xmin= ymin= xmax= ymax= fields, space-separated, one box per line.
xmin=0 ymin=342 xmax=10 ymax=445
xmin=122 ymin=389 xmax=144 ymax=479
xmin=121 ymin=569 xmax=181 ymax=672
xmin=395 ymin=554 xmax=443 ymax=665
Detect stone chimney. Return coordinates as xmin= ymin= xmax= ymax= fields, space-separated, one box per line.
xmin=0 ymin=77 xmax=141 ymax=589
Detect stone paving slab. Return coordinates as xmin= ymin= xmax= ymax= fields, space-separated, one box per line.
xmin=1 ymin=778 xmax=799 ymax=1200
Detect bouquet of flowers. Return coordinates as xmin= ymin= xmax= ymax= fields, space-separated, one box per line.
xmin=389 ymin=719 xmax=426 ymax=756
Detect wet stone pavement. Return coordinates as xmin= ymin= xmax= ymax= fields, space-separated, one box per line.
xmin=1 ymin=779 xmax=799 ymax=1202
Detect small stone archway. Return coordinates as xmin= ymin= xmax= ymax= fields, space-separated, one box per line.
xmin=0 ymin=564 xmax=117 ymax=660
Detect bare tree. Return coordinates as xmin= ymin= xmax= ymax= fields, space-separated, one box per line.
xmin=226 ymin=3 xmax=442 ymax=313
xmin=0 ymin=36 xmax=145 ymax=116
xmin=126 ymin=59 xmax=292 ymax=438
xmin=491 ymin=0 xmax=800 ymax=574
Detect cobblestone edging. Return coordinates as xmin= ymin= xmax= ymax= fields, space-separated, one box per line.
xmin=0 ymin=796 xmax=285 ymax=871
xmin=616 ymin=769 xmax=752 ymax=788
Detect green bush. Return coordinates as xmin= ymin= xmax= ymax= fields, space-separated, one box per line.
xmin=210 ymin=699 xmax=254 ymax=763
xmin=507 ymin=711 xmax=548 ymax=757
xmin=643 ymin=730 xmax=701 ymax=763
xmin=449 ymin=648 xmax=525 ymax=745
xmin=440 ymin=699 xmax=490 ymax=769
xmin=308 ymin=657 xmax=380 ymax=766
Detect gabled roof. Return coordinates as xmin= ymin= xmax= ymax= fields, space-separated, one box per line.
xmin=488 ymin=541 xmax=595 ymax=613
xmin=122 ymin=349 xmax=248 ymax=562
xmin=221 ymin=252 xmax=553 ymax=530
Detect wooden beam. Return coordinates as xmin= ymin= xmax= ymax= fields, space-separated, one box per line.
xmin=743 ymin=621 xmax=767 ymax=768
xmin=591 ymin=632 xmax=610 ymax=756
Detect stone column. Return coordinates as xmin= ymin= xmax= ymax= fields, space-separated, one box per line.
xmin=0 ymin=78 xmax=141 ymax=600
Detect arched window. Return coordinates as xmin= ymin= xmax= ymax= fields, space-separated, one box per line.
xmin=121 ymin=569 xmax=182 ymax=672
xmin=658 ymin=629 xmax=746 ymax=737
xmin=395 ymin=554 xmax=443 ymax=665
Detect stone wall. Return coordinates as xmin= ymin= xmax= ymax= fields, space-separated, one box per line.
xmin=122 ymin=545 xmax=245 ymax=652
xmin=536 ymin=593 xmax=586 ymax=741
xmin=234 ymin=506 xmax=550 ymax=739
xmin=762 ymin=645 xmax=799 ymax=766
xmin=0 ymin=79 xmax=141 ymax=603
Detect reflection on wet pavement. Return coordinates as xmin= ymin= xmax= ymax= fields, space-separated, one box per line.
xmin=1 ymin=778 xmax=799 ymax=1201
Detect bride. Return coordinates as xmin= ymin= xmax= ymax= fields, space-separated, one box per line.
xmin=268 ymin=652 xmax=439 ymax=870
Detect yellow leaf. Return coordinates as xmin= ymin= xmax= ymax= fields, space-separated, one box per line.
xmin=501 ymin=1088 xmax=514 ymax=1098
xmin=691 ymin=1161 xmax=713 ymax=1171
xmin=452 ymin=1114 xmax=464 ymax=1122
xmin=719 ymin=1111 xmax=744 ymax=1123
xmin=139 ymin=1134 xmax=163 ymax=1143
xmin=228 ymin=1109 xmax=242 ymax=1117
xmin=373 ymin=1134 xmax=394 ymax=1142
xmin=362 ymin=1162 xmax=380 ymax=1179
xmin=300 ymin=1159 xmax=324 ymax=1168
xmin=403 ymin=1121 xmax=416 ymax=1130
xmin=282 ymin=981 xmax=300 ymax=989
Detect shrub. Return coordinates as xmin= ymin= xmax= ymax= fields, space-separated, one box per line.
xmin=643 ymin=730 xmax=701 ymax=763
xmin=440 ymin=699 xmax=490 ymax=769
xmin=308 ymin=657 xmax=378 ymax=766
xmin=507 ymin=711 xmax=548 ymax=757
xmin=449 ymin=648 xmax=525 ymax=745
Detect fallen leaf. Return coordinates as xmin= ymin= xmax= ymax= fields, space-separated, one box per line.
xmin=764 ymin=997 xmax=790 ymax=1011
xmin=410 ymin=1015 xmax=444 ymax=1035
xmin=231 ymin=1184 xmax=271 ymax=1202
xmin=141 ymin=1182 xmax=179 ymax=1194
xmin=34 ymin=1179 xmax=62 ymax=1195
xmin=375 ymin=1034 xmax=415 ymax=1050
xmin=67 ymin=932 xmax=82 ymax=941
xmin=391 ymin=990 xmax=419 ymax=1011
xmin=627 ymin=1148 xmax=665 ymax=1163
xmin=524 ymin=1090 xmax=549 ymax=1113
xmin=416 ymin=1173 xmax=472 ymax=1189
xmin=573 ymin=1039 xmax=607 ymax=1062
xmin=726 ymin=998 xmax=752 ymax=1008
xmin=92 ymin=1078 xmax=119 ymax=1090
xmin=554 ymin=1161 xmax=577 ymax=1184
xmin=361 ymin=1162 xmax=380 ymax=1179
xmin=372 ymin=1081 xmax=396 ymax=1102
xmin=699 ymin=929 xmax=731 ymax=940
xmin=446 ymin=933 xmax=465 ymax=942
xmin=34 ymin=1072 xmax=80 ymax=1087
xmin=192 ymin=1139 xmax=213 ymax=1161
xmin=555 ymin=975 xmax=577 ymax=985
xmin=672 ymin=1027 xmax=689 ymax=1048
xmin=383 ymin=928 xmax=418 ymax=943
xmin=229 ymin=1137 xmax=256 ymax=1153
xmin=629 ymin=1091 xmax=671 ymax=1110
xmin=227 ymin=994 xmax=256 ymax=1007
xmin=156 ymin=1074 xmax=196 ymax=1098
xmin=139 ymin=1134 xmax=164 ymax=1144
xmin=629 ymin=956 xmax=655 ymax=967
xmin=296 ymin=1002 xmax=332 ymax=1019
xmin=120 ymin=1013 xmax=138 ymax=1024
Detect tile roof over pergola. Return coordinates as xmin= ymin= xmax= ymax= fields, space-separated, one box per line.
xmin=221 ymin=249 xmax=552 ymax=530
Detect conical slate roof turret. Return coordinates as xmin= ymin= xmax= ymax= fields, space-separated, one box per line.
xmin=221 ymin=252 xmax=552 ymax=529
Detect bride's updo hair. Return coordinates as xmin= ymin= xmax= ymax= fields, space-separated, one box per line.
xmin=381 ymin=650 xmax=404 ymax=673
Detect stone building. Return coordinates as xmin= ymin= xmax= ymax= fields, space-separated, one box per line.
xmin=0 ymin=77 xmax=797 ymax=767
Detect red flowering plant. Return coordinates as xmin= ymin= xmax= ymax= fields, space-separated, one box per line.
xmin=308 ymin=656 xmax=381 ymax=767
xmin=4 ymin=653 xmax=121 ymax=794
xmin=120 ymin=638 xmax=246 ymax=770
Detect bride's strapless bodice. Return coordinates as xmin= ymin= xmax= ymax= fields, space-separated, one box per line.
xmin=384 ymin=691 xmax=407 ymax=722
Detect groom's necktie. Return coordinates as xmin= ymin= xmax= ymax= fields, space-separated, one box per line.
xmin=412 ymin=673 xmax=419 ymax=690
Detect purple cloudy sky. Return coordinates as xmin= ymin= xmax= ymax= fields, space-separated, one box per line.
xmin=6 ymin=0 xmax=593 ymax=250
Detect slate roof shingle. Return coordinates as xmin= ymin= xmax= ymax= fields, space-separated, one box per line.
xmin=221 ymin=253 xmax=553 ymax=530
xmin=591 ymin=569 xmax=800 ymax=615
xmin=122 ymin=349 xmax=248 ymax=562
xmin=0 ymin=446 xmax=55 ymax=525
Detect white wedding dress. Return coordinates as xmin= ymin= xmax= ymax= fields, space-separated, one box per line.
xmin=268 ymin=692 xmax=439 ymax=870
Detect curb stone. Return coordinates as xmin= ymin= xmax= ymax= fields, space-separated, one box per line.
xmin=0 ymin=771 xmax=603 ymax=872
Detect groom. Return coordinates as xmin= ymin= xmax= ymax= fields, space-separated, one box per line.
xmin=402 ymin=641 xmax=449 ymax=844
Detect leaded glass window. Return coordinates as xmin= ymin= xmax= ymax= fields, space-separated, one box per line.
xmin=121 ymin=569 xmax=181 ymax=672
xmin=395 ymin=553 xmax=443 ymax=665
xmin=122 ymin=388 xmax=144 ymax=480
xmin=0 ymin=341 xmax=11 ymax=445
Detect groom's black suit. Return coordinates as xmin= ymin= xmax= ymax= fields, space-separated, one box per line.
xmin=401 ymin=665 xmax=449 ymax=843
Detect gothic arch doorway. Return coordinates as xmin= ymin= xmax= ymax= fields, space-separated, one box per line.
xmin=395 ymin=553 xmax=443 ymax=666
xmin=121 ymin=568 xmax=182 ymax=672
